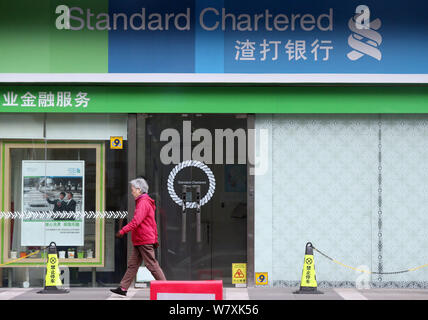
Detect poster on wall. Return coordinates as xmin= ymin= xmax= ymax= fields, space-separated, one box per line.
xmin=21 ymin=161 xmax=85 ymax=246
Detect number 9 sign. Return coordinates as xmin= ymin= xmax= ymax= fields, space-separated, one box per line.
xmin=110 ymin=136 xmax=123 ymax=149
xmin=255 ymin=272 xmax=268 ymax=286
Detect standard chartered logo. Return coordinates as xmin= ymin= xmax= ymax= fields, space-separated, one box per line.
xmin=347 ymin=6 xmax=382 ymax=61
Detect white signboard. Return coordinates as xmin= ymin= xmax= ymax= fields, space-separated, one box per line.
xmin=21 ymin=161 xmax=85 ymax=246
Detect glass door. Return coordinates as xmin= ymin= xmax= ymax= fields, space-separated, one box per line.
xmin=139 ymin=114 xmax=248 ymax=285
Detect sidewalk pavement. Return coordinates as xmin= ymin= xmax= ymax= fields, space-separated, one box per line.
xmin=1 ymin=287 xmax=428 ymax=300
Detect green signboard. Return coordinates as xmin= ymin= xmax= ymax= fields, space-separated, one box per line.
xmin=0 ymin=86 xmax=428 ymax=114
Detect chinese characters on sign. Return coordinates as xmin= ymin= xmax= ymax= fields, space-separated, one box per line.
xmin=306 ymin=264 xmax=312 ymax=284
xmin=235 ymin=39 xmax=333 ymax=61
xmin=21 ymin=160 xmax=85 ymax=246
xmin=2 ymin=91 xmax=90 ymax=108
xmin=232 ymin=263 xmax=247 ymax=285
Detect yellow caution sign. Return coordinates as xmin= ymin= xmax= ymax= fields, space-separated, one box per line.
xmin=110 ymin=136 xmax=123 ymax=149
xmin=300 ymin=255 xmax=317 ymax=288
xmin=294 ymin=242 xmax=323 ymax=294
xmin=45 ymin=254 xmax=62 ymax=287
xmin=38 ymin=242 xmax=69 ymax=294
xmin=255 ymin=272 xmax=268 ymax=286
xmin=232 ymin=263 xmax=247 ymax=284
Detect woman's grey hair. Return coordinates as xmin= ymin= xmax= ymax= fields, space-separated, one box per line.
xmin=129 ymin=178 xmax=149 ymax=194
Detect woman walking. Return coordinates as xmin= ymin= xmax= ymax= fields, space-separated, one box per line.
xmin=110 ymin=178 xmax=166 ymax=296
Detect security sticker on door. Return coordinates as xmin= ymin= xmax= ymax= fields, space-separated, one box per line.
xmin=232 ymin=263 xmax=247 ymax=285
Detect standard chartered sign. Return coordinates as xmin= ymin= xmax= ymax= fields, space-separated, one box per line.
xmin=56 ymin=6 xmax=333 ymax=32
xmin=50 ymin=3 xmax=392 ymax=75
xmin=347 ymin=6 xmax=382 ymax=61
xmin=167 ymin=160 xmax=216 ymax=208
xmin=7 ymin=1 xmax=428 ymax=79
xmin=198 ymin=8 xmax=332 ymax=32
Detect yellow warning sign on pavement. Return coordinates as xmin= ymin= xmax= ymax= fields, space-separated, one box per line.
xmin=38 ymin=242 xmax=69 ymax=294
xmin=300 ymin=255 xmax=317 ymax=288
xmin=45 ymin=254 xmax=62 ymax=287
xmin=110 ymin=136 xmax=123 ymax=149
xmin=294 ymin=242 xmax=323 ymax=294
xmin=232 ymin=263 xmax=247 ymax=284
xmin=255 ymin=272 xmax=268 ymax=285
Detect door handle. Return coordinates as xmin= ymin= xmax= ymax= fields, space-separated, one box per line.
xmin=181 ymin=187 xmax=187 ymax=243
xmin=196 ymin=186 xmax=201 ymax=243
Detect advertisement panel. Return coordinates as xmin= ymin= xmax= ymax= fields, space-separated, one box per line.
xmin=21 ymin=161 xmax=85 ymax=246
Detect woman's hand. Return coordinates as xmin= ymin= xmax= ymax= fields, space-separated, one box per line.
xmin=115 ymin=231 xmax=124 ymax=239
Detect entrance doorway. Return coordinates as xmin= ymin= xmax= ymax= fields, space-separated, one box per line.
xmin=138 ymin=114 xmax=248 ymax=285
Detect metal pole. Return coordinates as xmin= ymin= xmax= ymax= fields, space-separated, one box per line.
xmin=8 ymin=269 xmax=12 ymax=288
xmin=92 ymin=268 xmax=96 ymax=287
xmin=247 ymin=114 xmax=255 ymax=287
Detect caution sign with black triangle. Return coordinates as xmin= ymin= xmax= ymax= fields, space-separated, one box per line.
xmin=38 ymin=242 xmax=69 ymax=294
xmin=232 ymin=263 xmax=247 ymax=285
xmin=294 ymin=242 xmax=323 ymax=294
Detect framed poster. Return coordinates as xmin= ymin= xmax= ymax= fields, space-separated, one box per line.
xmin=21 ymin=160 xmax=85 ymax=246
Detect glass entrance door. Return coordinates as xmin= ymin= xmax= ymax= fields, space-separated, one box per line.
xmin=138 ymin=114 xmax=247 ymax=285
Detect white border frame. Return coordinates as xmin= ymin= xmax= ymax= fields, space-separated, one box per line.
xmin=21 ymin=160 xmax=85 ymax=247
xmin=1 ymin=73 xmax=428 ymax=83
xmin=2 ymin=142 xmax=105 ymax=267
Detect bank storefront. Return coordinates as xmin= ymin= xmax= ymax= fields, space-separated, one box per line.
xmin=0 ymin=91 xmax=250 ymax=287
xmin=1 ymin=0 xmax=428 ymax=289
